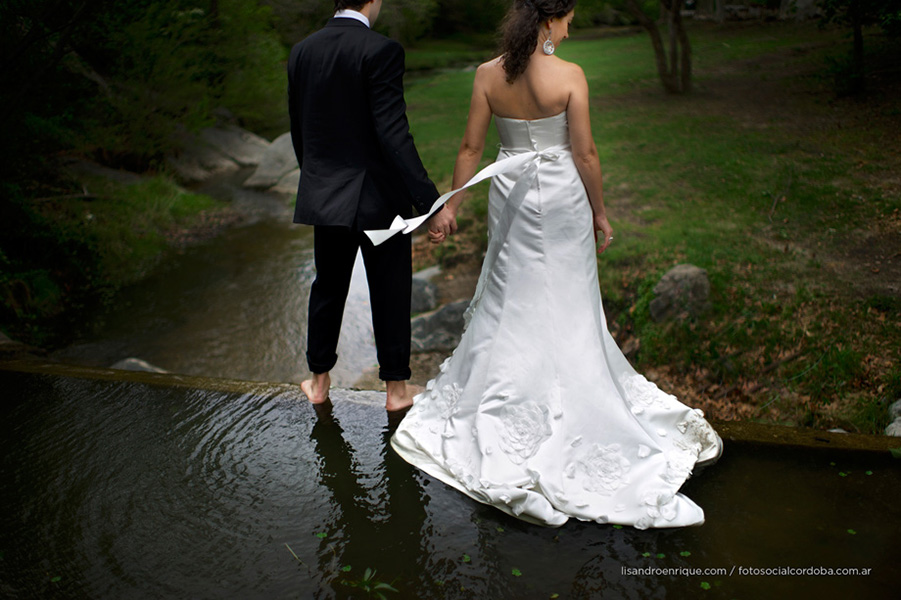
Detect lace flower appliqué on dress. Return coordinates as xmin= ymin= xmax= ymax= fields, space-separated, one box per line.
xmin=497 ymin=401 xmax=553 ymax=465
xmin=431 ymin=382 xmax=462 ymax=420
xmin=619 ymin=373 xmax=675 ymax=415
xmin=578 ymin=443 xmax=632 ymax=495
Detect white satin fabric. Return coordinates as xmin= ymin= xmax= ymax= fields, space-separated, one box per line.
xmin=392 ymin=112 xmax=720 ymax=528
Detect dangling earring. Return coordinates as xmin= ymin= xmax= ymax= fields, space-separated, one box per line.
xmin=543 ymin=38 xmax=556 ymax=56
xmin=542 ymin=24 xmax=555 ymax=55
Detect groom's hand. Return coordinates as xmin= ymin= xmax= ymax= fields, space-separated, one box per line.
xmin=427 ymin=205 xmax=457 ymax=244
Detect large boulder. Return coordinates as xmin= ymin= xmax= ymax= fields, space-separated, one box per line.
xmin=199 ymin=126 xmax=270 ymax=167
xmin=411 ymin=266 xmax=440 ymax=314
xmin=890 ymin=399 xmax=901 ymax=420
xmin=649 ymin=264 xmax=711 ymax=322
xmin=411 ymin=300 xmax=469 ymax=352
xmin=166 ymin=129 xmax=240 ymax=183
xmin=270 ymin=169 xmax=301 ymax=196
xmin=886 ymin=400 xmax=901 ymax=437
xmin=244 ymin=132 xmax=298 ymax=189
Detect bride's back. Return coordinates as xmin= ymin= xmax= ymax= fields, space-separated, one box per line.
xmin=480 ymin=55 xmax=578 ymax=121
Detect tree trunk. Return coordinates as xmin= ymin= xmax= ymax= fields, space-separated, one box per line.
xmin=625 ymin=0 xmax=681 ymax=93
xmin=850 ymin=0 xmax=865 ymax=93
xmin=715 ymin=0 xmax=725 ymax=23
xmin=210 ymin=0 xmax=221 ymax=29
xmin=674 ymin=0 xmax=692 ymax=92
xmin=779 ymin=0 xmax=793 ymax=20
xmin=666 ymin=2 xmax=678 ymax=82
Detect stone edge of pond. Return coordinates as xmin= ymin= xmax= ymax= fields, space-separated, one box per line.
xmin=1 ymin=357 xmax=898 ymax=455
xmin=0 ymin=358 xmax=385 ymax=407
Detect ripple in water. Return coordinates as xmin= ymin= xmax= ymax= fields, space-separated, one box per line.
xmin=1 ymin=370 xmax=897 ymax=599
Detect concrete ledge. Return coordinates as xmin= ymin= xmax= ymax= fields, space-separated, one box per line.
xmin=714 ymin=419 xmax=899 ymax=455
xmin=2 ymin=358 xmax=898 ymax=455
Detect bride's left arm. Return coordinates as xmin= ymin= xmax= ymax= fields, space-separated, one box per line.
xmin=567 ymin=66 xmax=613 ymax=253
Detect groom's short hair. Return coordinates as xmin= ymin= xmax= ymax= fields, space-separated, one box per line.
xmin=334 ymin=0 xmax=369 ymax=10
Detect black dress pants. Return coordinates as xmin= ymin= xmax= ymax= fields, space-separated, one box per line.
xmin=306 ymin=226 xmax=412 ymax=381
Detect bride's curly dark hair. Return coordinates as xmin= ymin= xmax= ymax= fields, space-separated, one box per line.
xmin=500 ymin=0 xmax=577 ymax=83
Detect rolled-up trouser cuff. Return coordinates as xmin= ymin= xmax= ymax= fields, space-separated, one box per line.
xmin=307 ymin=351 xmax=337 ymax=375
xmin=379 ymin=366 xmax=411 ymax=381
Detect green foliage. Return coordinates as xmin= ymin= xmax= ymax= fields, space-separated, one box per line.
xmin=341 ymin=567 xmax=398 ymax=599
xmin=431 ymin=0 xmax=509 ymax=37
xmin=573 ymin=1 xmax=641 ymax=26
xmin=818 ymin=0 xmax=901 ymax=93
xmin=1 ymin=0 xmax=286 ymax=172
xmin=0 ymin=177 xmax=221 ymax=346
xmin=378 ymin=0 xmax=440 ymax=45
xmin=819 ymin=0 xmax=901 ymax=33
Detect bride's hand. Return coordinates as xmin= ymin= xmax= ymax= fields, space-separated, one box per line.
xmin=427 ymin=205 xmax=457 ymax=245
xmin=594 ymin=214 xmax=613 ymax=254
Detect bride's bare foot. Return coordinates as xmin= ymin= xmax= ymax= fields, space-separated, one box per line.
xmin=385 ymin=381 xmax=421 ymax=412
xmin=301 ymin=372 xmax=330 ymax=404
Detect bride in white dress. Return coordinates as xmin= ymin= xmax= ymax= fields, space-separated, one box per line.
xmin=391 ymin=0 xmax=722 ymax=529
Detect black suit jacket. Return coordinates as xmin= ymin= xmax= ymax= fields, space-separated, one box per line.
xmin=287 ymin=18 xmax=439 ymax=230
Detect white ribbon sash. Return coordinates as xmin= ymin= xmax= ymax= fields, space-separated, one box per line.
xmin=364 ymin=144 xmax=569 ymax=246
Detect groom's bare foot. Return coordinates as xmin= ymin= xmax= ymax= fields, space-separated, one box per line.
xmin=385 ymin=381 xmax=421 ymax=412
xmin=301 ymin=372 xmax=330 ymax=405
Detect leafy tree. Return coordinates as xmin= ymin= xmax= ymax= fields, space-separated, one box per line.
xmin=819 ymin=0 xmax=901 ymax=93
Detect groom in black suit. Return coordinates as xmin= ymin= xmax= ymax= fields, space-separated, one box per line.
xmin=288 ymin=0 xmax=453 ymax=411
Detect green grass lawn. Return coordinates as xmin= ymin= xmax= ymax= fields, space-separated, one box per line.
xmin=404 ymin=22 xmax=901 ymax=434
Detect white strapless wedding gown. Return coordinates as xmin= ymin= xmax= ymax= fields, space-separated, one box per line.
xmin=392 ymin=112 xmax=721 ymax=528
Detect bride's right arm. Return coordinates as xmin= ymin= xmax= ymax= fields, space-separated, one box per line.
xmin=428 ymin=65 xmax=494 ymax=243
xmin=450 ymin=66 xmax=493 ymax=213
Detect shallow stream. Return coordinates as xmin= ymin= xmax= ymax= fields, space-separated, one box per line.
xmin=53 ymin=173 xmax=376 ymax=387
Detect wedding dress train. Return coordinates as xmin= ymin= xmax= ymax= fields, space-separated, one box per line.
xmin=391 ymin=112 xmax=721 ymax=528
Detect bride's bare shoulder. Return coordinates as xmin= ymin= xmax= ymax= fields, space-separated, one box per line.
xmin=476 ymin=57 xmax=504 ymax=76
xmin=554 ymin=57 xmax=587 ymax=80
xmin=472 ymin=57 xmax=506 ymax=90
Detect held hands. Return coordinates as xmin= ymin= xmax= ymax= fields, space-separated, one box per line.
xmin=593 ymin=213 xmax=614 ymax=254
xmin=427 ymin=204 xmax=458 ymax=244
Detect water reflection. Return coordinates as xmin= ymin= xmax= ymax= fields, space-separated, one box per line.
xmin=308 ymin=402 xmax=427 ymax=597
xmin=0 ymin=370 xmax=897 ymax=599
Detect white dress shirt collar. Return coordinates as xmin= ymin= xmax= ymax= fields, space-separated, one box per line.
xmin=334 ymin=9 xmax=370 ymax=28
